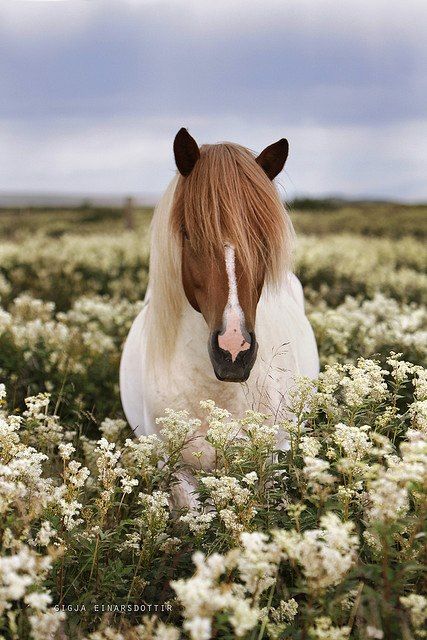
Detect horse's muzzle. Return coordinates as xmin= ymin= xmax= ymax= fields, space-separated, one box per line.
xmin=208 ymin=330 xmax=258 ymax=382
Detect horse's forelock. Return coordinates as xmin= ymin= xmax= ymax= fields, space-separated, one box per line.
xmin=171 ymin=142 xmax=294 ymax=289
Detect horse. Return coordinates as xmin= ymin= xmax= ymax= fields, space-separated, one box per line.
xmin=120 ymin=128 xmax=319 ymax=507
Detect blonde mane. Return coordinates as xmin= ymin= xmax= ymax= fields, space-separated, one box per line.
xmin=146 ymin=142 xmax=295 ymax=364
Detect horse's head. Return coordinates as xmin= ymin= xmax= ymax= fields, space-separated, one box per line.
xmin=171 ymin=128 xmax=291 ymax=382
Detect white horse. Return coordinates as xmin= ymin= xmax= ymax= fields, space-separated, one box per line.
xmin=120 ymin=129 xmax=319 ymax=506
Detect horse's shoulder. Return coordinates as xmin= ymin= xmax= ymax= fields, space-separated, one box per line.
xmin=287 ymin=272 xmax=305 ymax=311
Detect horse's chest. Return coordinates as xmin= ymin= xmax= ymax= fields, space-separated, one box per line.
xmin=151 ymin=358 xmax=248 ymax=418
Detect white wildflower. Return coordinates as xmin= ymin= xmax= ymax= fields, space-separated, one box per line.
xmin=274 ymin=513 xmax=358 ymax=592
xmin=120 ymin=474 xmax=139 ymax=494
xmin=67 ymin=459 xmax=90 ymax=488
xmin=271 ymin=598 xmax=298 ymax=623
xmin=29 ymin=608 xmax=66 ymax=640
xmin=100 ymin=417 xmax=127 ymax=440
xmin=201 ymin=476 xmax=251 ymax=509
xmin=123 ymin=433 xmax=164 ymax=474
xmin=340 ymin=359 xmax=388 ymax=408
xmin=400 ymin=594 xmax=427 ymax=637
xmin=25 ymin=591 xmax=52 ymax=611
xmin=303 ymin=456 xmax=335 ymax=490
xmin=32 ymin=521 xmax=56 ymax=547
xmin=180 ymin=510 xmax=215 ymax=536
xmin=242 ymin=471 xmax=258 ymax=486
xmin=183 ymin=616 xmax=211 ymax=640
xmin=299 ymin=436 xmax=322 ymax=457
xmin=237 ymin=531 xmax=278 ymax=596
xmin=157 ymin=409 xmax=201 ymax=451
xmin=58 ymin=498 xmax=83 ymax=530
xmin=366 ymin=626 xmax=384 ymax=639
xmin=58 ymin=442 xmax=75 ymax=460
xmin=333 ymin=423 xmax=372 ymax=459
xmin=308 ymin=616 xmax=350 ymax=639
xmin=229 ymin=599 xmax=259 ymax=636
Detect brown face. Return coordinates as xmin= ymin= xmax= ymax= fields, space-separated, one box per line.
xmin=181 ymin=237 xmax=262 ymax=381
xmin=173 ymin=127 xmax=289 ymax=382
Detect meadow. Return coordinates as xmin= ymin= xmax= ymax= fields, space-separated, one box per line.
xmin=0 ymin=201 xmax=426 ymax=640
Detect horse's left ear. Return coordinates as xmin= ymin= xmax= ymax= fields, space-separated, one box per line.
xmin=174 ymin=128 xmax=200 ymax=177
xmin=255 ymin=138 xmax=289 ymax=180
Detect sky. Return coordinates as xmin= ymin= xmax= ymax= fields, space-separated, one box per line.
xmin=0 ymin=0 xmax=426 ymax=201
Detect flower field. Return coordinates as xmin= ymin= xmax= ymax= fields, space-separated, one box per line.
xmin=0 ymin=205 xmax=426 ymax=640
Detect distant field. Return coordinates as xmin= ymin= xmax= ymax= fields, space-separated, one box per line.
xmin=289 ymin=200 xmax=427 ymax=238
xmin=0 ymin=199 xmax=426 ymax=239
xmin=0 ymin=204 xmax=153 ymax=239
xmin=0 ymin=196 xmax=426 ymax=638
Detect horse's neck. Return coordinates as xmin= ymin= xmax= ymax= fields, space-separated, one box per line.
xmin=172 ymin=293 xmax=204 ymax=331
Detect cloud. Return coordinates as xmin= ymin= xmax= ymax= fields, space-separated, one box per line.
xmin=0 ymin=0 xmax=97 ymax=39
xmin=1 ymin=113 xmax=426 ymax=201
xmin=1 ymin=0 xmax=426 ymax=126
xmin=0 ymin=0 xmax=426 ymax=198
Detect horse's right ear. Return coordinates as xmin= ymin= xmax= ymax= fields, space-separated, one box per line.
xmin=174 ymin=128 xmax=200 ymax=177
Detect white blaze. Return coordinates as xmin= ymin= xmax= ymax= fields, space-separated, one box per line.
xmin=218 ymin=244 xmax=251 ymax=362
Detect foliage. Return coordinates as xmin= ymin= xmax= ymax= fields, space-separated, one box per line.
xmin=0 ymin=293 xmax=143 ymax=422
xmin=0 ymin=358 xmax=426 ymax=639
xmin=0 ymin=206 xmax=426 ymax=639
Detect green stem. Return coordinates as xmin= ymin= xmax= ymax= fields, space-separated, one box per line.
xmin=89 ymin=533 xmax=100 ymax=580
xmin=257 ymin=574 xmax=277 ymax=640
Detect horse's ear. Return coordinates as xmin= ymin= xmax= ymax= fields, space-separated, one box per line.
xmin=255 ymin=138 xmax=289 ymax=180
xmin=174 ymin=128 xmax=200 ymax=177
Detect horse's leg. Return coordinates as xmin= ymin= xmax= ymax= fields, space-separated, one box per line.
xmin=170 ymin=469 xmax=199 ymax=510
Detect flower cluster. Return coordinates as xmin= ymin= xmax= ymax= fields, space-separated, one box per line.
xmin=0 ymin=220 xmax=426 ymax=639
xmin=0 ymin=355 xmax=426 ymax=639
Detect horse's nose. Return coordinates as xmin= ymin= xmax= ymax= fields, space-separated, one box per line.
xmin=217 ymin=322 xmax=251 ymax=363
xmin=208 ymin=329 xmax=258 ymax=382
xmin=214 ymin=305 xmax=251 ymax=362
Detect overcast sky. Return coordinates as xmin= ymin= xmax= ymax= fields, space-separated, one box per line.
xmin=1 ymin=0 xmax=426 ymax=201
